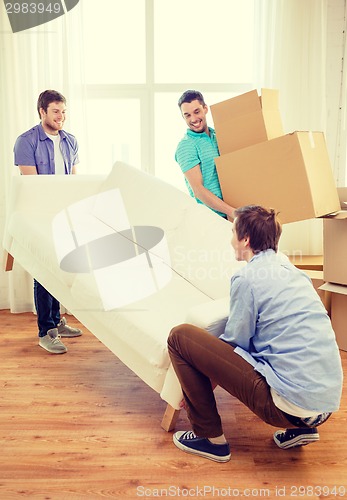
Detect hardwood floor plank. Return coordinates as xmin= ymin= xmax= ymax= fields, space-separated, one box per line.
xmin=0 ymin=310 xmax=346 ymax=499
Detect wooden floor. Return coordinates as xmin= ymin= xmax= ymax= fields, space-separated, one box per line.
xmin=0 ymin=310 xmax=346 ymax=500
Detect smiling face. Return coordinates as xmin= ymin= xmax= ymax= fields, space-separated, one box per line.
xmin=180 ymin=99 xmax=209 ymax=134
xmin=40 ymin=101 xmax=66 ymax=135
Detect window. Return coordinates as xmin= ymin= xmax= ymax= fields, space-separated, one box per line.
xmin=153 ymin=0 xmax=254 ymax=84
xmin=85 ymin=98 xmax=141 ymax=174
xmin=82 ymin=0 xmax=146 ymax=84
xmin=82 ymin=0 xmax=255 ymax=188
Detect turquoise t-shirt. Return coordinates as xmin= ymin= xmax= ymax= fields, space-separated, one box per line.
xmin=175 ymin=127 xmax=225 ymax=217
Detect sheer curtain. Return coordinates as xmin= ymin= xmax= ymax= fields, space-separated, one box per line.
xmin=254 ymin=0 xmax=331 ymax=255
xmin=0 ymin=3 xmax=87 ymax=311
xmin=331 ymin=0 xmax=347 ymax=186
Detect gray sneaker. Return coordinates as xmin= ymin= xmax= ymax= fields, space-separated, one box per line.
xmin=57 ymin=317 xmax=82 ymax=338
xmin=39 ymin=328 xmax=67 ymax=354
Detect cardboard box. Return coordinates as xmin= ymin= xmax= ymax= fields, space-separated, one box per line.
xmin=210 ymin=89 xmax=284 ymax=155
xmin=323 ymin=211 xmax=347 ymax=285
xmin=323 ymin=189 xmax=347 ymax=285
xmin=303 ymin=270 xmax=330 ymax=314
xmin=320 ymin=283 xmax=347 ymax=351
xmin=215 ymin=131 xmax=340 ymax=224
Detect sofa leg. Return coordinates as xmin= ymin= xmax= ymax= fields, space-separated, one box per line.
xmin=4 ymin=252 xmax=14 ymax=272
xmin=161 ymin=404 xmax=180 ymax=432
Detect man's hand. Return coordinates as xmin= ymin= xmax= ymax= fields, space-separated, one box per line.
xmin=179 ymin=398 xmax=187 ymax=410
xmin=18 ymin=165 xmax=37 ymax=175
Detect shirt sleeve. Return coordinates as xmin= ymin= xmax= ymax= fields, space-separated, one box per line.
xmin=175 ymin=138 xmax=200 ymax=173
xmin=220 ymin=275 xmax=257 ymax=350
xmin=72 ymin=137 xmax=79 ymax=166
xmin=14 ymin=135 xmax=36 ymax=166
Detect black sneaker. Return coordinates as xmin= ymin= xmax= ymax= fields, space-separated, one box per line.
xmin=273 ymin=427 xmax=319 ymax=449
xmin=173 ymin=430 xmax=231 ymax=462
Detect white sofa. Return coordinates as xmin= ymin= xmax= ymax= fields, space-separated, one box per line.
xmin=3 ymin=162 xmax=244 ymax=429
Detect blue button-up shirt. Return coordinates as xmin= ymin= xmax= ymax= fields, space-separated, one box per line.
xmin=14 ymin=123 xmax=79 ymax=174
xmin=220 ymin=249 xmax=343 ymax=413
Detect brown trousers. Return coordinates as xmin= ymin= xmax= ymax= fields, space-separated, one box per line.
xmin=168 ymin=324 xmax=294 ymax=438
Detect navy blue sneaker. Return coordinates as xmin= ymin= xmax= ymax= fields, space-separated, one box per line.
xmin=273 ymin=427 xmax=319 ymax=449
xmin=173 ymin=431 xmax=231 ymax=462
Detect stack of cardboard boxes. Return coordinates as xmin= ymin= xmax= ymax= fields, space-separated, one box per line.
xmin=320 ymin=188 xmax=347 ymax=351
xmin=211 ymin=89 xmax=346 ymax=350
xmin=211 ymin=89 xmax=340 ymax=224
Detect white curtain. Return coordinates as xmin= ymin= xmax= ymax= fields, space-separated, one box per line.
xmin=0 ymin=3 xmax=87 ymax=311
xmin=255 ymin=0 xmax=328 ymax=131
xmin=254 ymin=0 xmax=331 ymax=255
xmin=332 ymin=0 xmax=347 ymax=186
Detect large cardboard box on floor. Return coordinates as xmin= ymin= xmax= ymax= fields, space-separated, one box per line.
xmin=215 ymin=131 xmax=340 ymax=224
xmin=320 ymin=283 xmax=347 ymax=351
xmin=210 ymin=88 xmax=284 ymax=155
xmin=303 ymin=270 xmax=331 ymax=314
xmin=323 ymin=204 xmax=347 ymax=286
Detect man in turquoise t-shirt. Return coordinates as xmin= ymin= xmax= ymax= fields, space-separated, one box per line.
xmin=175 ymin=90 xmax=235 ymax=219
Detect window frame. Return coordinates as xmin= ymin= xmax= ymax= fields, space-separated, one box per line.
xmin=85 ymin=0 xmax=255 ymax=177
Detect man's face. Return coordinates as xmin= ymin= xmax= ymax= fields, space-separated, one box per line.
xmin=180 ymin=99 xmax=209 ymax=134
xmin=40 ymin=101 xmax=66 ymax=135
xmin=231 ymin=221 xmax=248 ymax=261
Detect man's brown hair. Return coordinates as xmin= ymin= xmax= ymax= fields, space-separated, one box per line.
xmin=234 ymin=205 xmax=282 ymax=253
xmin=178 ymin=90 xmax=206 ymax=109
xmin=37 ymin=90 xmax=66 ymax=119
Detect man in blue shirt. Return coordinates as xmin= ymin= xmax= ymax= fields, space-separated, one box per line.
xmin=168 ymin=205 xmax=343 ymax=462
xmin=175 ymin=90 xmax=235 ymax=219
xmin=14 ymin=90 xmax=82 ymax=354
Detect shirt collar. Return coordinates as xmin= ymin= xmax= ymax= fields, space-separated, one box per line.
xmin=186 ymin=126 xmax=215 ymax=139
xmin=38 ymin=122 xmax=67 ymax=141
xmin=249 ymin=249 xmax=276 ymax=264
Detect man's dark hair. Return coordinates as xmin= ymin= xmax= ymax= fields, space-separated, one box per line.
xmin=234 ymin=205 xmax=282 ymax=253
xmin=178 ymin=90 xmax=206 ymax=108
xmin=37 ymin=90 xmax=66 ymax=119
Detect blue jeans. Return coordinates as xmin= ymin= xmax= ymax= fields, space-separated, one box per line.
xmin=34 ymin=280 xmax=60 ymax=337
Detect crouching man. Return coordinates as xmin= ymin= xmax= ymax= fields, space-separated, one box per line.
xmin=168 ymin=205 xmax=343 ymax=462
